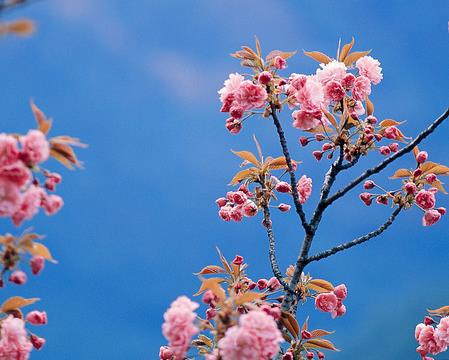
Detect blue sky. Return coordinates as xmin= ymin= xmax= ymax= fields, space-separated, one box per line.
xmin=0 ymin=1 xmax=448 ymax=359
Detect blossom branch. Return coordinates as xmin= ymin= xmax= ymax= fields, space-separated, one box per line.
xmin=325 ymin=108 xmax=449 ymax=207
xmin=270 ymin=104 xmax=310 ymax=233
xmin=307 ymin=206 xmax=403 ymax=263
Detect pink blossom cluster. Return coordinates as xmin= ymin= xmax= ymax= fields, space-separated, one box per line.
xmin=273 ymin=175 xmax=313 ymax=204
xmin=287 ymin=56 xmax=382 ymax=131
xmin=0 ymin=131 xmax=63 ymax=226
xmin=315 ymin=284 xmax=348 ymax=318
xmin=161 ymin=296 xmax=199 ymax=359
xmin=0 ymin=316 xmax=33 ymax=360
xmin=216 ymin=185 xmax=258 ymax=222
xmin=415 ymin=316 xmax=449 ymax=359
xmin=216 ymin=310 xmax=283 ymax=360
xmin=219 ymin=73 xmax=268 ymax=134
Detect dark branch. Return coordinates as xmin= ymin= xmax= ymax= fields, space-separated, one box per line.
xmin=261 ymin=205 xmax=294 ymax=293
xmin=270 ymin=104 xmax=310 ymax=233
xmin=307 ymin=206 xmax=403 ymax=263
xmin=326 ymin=108 xmax=449 ymax=207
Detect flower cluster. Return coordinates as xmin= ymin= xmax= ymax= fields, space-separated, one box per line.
xmin=415 ymin=315 xmax=449 ymax=359
xmin=315 ymin=284 xmax=348 ymax=318
xmin=360 ymin=149 xmax=447 ymax=227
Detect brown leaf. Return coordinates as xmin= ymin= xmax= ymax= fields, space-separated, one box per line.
xmin=366 ymin=96 xmax=374 ymax=116
xmin=310 ymin=329 xmax=335 ymax=338
xmin=23 ymin=242 xmax=57 ymax=263
xmin=428 ymin=306 xmax=449 ymax=316
xmin=303 ymin=51 xmax=332 ymax=64
xmin=266 ymin=50 xmax=297 ymax=62
xmin=195 ymin=265 xmax=226 ymax=275
xmin=339 ymin=37 xmax=355 ymax=62
xmin=421 ymin=162 xmax=449 ymax=176
xmin=307 ymin=279 xmax=334 ymax=293
xmin=229 ymin=167 xmax=258 ymax=185
xmin=304 ymin=338 xmax=340 ymax=351
xmin=281 ymin=311 xmax=299 ymax=339
xmin=323 ymin=109 xmax=338 ymax=128
xmin=215 ymin=247 xmax=231 ymax=273
xmin=194 ymin=278 xmax=226 ymax=301
xmin=234 ymin=291 xmax=265 ymax=305
xmin=31 ymin=102 xmax=52 ymax=135
xmin=5 ymin=19 xmax=35 ymax=36
xmin=390 ymin=169 xmax=412 ymax=179
xmin=231 ymin=150 xmax=260 ymax=166
xmin=379 ymin=119 xmax=403 ymax=127
xmin=1 ymin=296 xmax=39 ymax=313
xmin=266 ymin=156 xmax=289 ymax=171
xmin=343 ymin=50 xmax=371 ymax=66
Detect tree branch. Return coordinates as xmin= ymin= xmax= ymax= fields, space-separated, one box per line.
xmin=307 ymin=206 xmax=403 ymax=263
xmin=326 ymin=108 xmax=449 ymax=207
xmin=261 ymin=205 xmax=294 ymax=293
xmin=270 ymin=104 xmax=311 ymax=233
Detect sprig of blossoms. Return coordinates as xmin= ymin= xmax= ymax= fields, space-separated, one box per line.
xmin=415 ymin=306 xmax=449 ymax=359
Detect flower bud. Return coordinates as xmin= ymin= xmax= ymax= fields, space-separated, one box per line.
xmin=379 ymin=146 xmax=391 ymax=156
xmin=425 ymin=173 xmax=437 ymax=183
xmin=206 ymin=308 xmax=217 ymax=320
xmin=424 ymin=316 xmax=435 ymax=325
xmin=322 ymin=143 xmax=333 ymax=152
xmin=242 ymin=201 xmax=258 ymax=217
xmin=232 ymin=255 xmax=244 ymax=266
xmin=230 ymin=106 xmax=244 ymax=119
xmin=389 ymin=143 xmax=399 ymax=152
xmin=366 ymin=115 xmax=377 ymax=124
xmin=314 ymin=134 xmax=325 ymax=141
xmin=274 ymin=56 xmax=286 ymax=70
xmin=30 ymin=256 xmax=45 ymax=275
xmin=301 ymin=330 xmax=312 ymax=339
xmin=413 ymin=168 xmax=423 ymax=178
xmin=437 ymin=207 xmax=447 ymax=215
xmin=416 ymin=151 xmax=428 ymax=164
xmin=215 ymin=197 xmax=228 ymax=208
xmin=275 ymin=181 xmax=292 ymax=193
xmin=26 ymin=311 xmax=48 ymax=325
xmin=267 ymin=277 xmax=281 ymax=291
xmin=282 ymin=351 xmax=294 ymax=360
xmin=258 ymin=71 xmax=273 ymax=85
xmin=30 ymin=335 xmax=46 ymax=350
xmin=318 ymin=352 xmax=325 ymax=359
xmin=225 ymin=118 xmax=242 ymax=134
xmin=299 ymin=136 xmax=309 ymax=147
xmin=359 ymin=192 xmax=373 ymax=206
xmin=9 ymin=270 xmax=27 ymax=285
xmin=278 ymin=203 xmax=291 ymax=212
xmin=159 ymin=346 xmax=174 ymax=360
xmin=257 ymin=278 xmax=268 ymax=290
xmin=363 ymin=180 xmax=375 ymax=190
xmin=306 ymin=351 xmax=315 ymax=359
xmin=312 ymin=151 xmax=323 ymax=161
xmin=376 ymin=195 xmax=389 ymax=206
xmin=404 ymin=182 xmax=417 ymax=195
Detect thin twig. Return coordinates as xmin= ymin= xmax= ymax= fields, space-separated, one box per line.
xmin=307 ymin=206 xmax=403 ymax=263
xmin=325 ymin=108 xmax=449 ymax=207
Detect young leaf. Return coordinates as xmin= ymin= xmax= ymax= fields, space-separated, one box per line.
xmin=303 ymin=51 xmax=332 ymax=64
xmin=231 ymin=150 xmax=260 ymax=166
xmin=304 ymin=338 xmax=340 ymax=351
xmin=339 ymin=37 xmax=355 ymax=62
xmin=215 ymin=247 xmax=232 ymax=273
xmin=430 ymin=179 xmax=448 ymax=194
xmin=234 ymin=291 xmax=265 ymax=305
xmin=23 ymin=242 xmax=57 ymax=263
xmin=1 ymin=297 xmax=39 ymax=313
xmin=343 ymin=50 xmax=371 ymax=66
xmin=379 ymin=119 xmax=403 ymax=127
xmin=307 ymin=279 xmax=334 ymax=293
xmin=428 ymin=306 xmax=449 ymax=316
xmin=421 ymin=162 xmax=449 ymax=176
xmin=4 ymin=19 xmax=35 ymax=36
xmin=31 ymin=102 xmax=52 ymax=135
xmin=310 ymin=329 xmax=335 ymax=338
xmin=281 ymin=311 xmax=299 ymax=339
xmin=194 ymin=278 xmax=226 ymax=301
xmin=194 ymin=265 xmax=226 ymax=275
xmin=229 ymin=167 xmax=258 ymax=185
xmin=390 ymin=169 xmax=412 ymax=179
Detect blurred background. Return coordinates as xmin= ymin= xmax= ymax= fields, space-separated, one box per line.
xmin=0 ymin=0 xmax=448 ymax=358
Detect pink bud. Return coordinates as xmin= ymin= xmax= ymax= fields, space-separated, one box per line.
xmin=424 ymin=316 xmax=435 ymax=325
xmin=30 ymin=335 xmax=46 ymax=350
xmin=275 ymin=181 xmax=292 ymax=193
xmin=389 ymin=143 xmax=399 ymax=152
xmin=30 ymin=256 xmax=45 ymax=275
xmin=376 ymin=195 xmax=389 ymax=206
xmin=26 ymin=311 xmax=48 ymax=325
xmin=383 ymin=126 xmax=401 ymax=140
xmin=215 ymin=197 xmax=228 ymax=208
xmin=9 ymin=270 xmax=27 ymax=285
xmin=218 ymin=206 xmax=232 ymax=222
xmin=374 ymin=133 xmax=383 ymax=141
xmin=379 ymin=146 xmax=391 ymax=156
xmin=232 ymin=255 xmax=244 ymax=266
xmin=366 ymin=115 xmax=377 ymax=124
xmin=238 ymin=184 xmax=251 ymax=195
xmin=274 ymin=56 xmax=286 ymax=69
xmin=341 ymin=73 xmax=356 ymax=88
xmin=322 ymin=143 xmax=333 ymax=152
xmin=267 ymin=277 xmax=281 ymax=291
xmin=231 ymin=191 xmax=247 ymax=205
xmin=306 ymin=351 xmax=314 ymax=359
xmin=202 ymin=290 xmax=218 ymax=306
xmin=425 ymin=173 xmax=437 ymax=183
xmin=437 ymin=207 xmax=447 ymax=215
xmin=413 ymin=168 xmax=423 ymax=178
xmin=257 ymin=278 xmax=268 ymax=290
xmin=258 ymin=71 xmax=273 ymax=85
xmin=242 ymin=201 xmax=258 ymax=217
xmin=41 ymin=194 xmax=64 ymax=215
xmin=359 ymin=192 xmax=373 ymax=206
xmin=333 ymin=284 xmax=348 ymax=300
xmin=230 ymin=207 xmax=243 ymax=222
xmin=416 ymin=151 xmax=428 ymax=164
xmin=301 ymin=330 xmax=312 ymax=339
xmin=282 ymin=351 xmax=294 ymax=360
xmin=278 ymin=203 xmax=291 ymax=212
xmin=230 ymin=106 xmax=244 ymax=119
xmin=318 ymin=352 xmax=325 ymax=359
xmin=404 ymin=182 xmax=417 ymax=195
xmin=314 ymin=134 xmax=325 ymax=141
xmin=206 ymin=308 xmax=217 ymax=320
xmin=159 ymin=346 xmax=174 ymax=360
xmin=248 ymin=281 xmax=257 ymax=290
xmin=363 ymin=180 xmax=375 ymax=190
xmin=312 ymin=151 xmax=323 ymax=161
xmin=299 ymin=136 xmax=309 ymax=147
xmin=225 ymin=118 xmax=242 ymax=134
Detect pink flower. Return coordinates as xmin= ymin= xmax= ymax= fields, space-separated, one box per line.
xmin=379 ymin=146 xmax=391 ymax=156
xmin=425 ymin=173 xmax=437 ymax=184
xmin=315 ymin=61 xmax=347 ymax=85
xmin=30 ymin=256 xmax=45 ymax=275
xmin=258 ymin=71 xmax=273 ymax=85
xmin=0 ymin=161 xmax=31 ymax=188
xmin=275 ymin=181 xmax=292 ymax=193
xmin=417 ymin=325 xmax=447 ymax=355
xmin=360 ymin=192 xmax=373 ymax=206
xmin=230 ymin=191 xmax=247 ymax=205
xmin=159 ymin=346 xmax=174 ymax=360
xmin=0 ymin=134 xmax=19 ymax=167
xmin=278 ymin=203 xmax=291 ymax=212
xmin=225 ymin=118 xmax=242 ymax=134
xmin=0 ymin=178 xmax=21 ymax=217
xmin=9 ymin=270 xmax=27 ymax=285
xmin=230 ymin=206 xmax=243 ymax=222
xmin=315 ymin=292 xmax=338 ymax=313
xmin=274 ymin=56 xmax=286 ymax=70
xmin=162 ymin=296 xmax=199 ymax=360
xmin=41 ymin=194 xmax=64 ymax=216
xmin=218 ymin=310 xmax=283 ymax=360
xmin=242 ymin=201 xmax=258 ymax=217
xmin=267 ymin=277 xmax=281 ymax=291
xmin=341 ymin=73 xmax=356 ymax=88
xmin=333 ymin=284 xmax=347 ymax=300
xmin=416 ymin=151 xmax=428 ymax=164
xmin=219 ymin=205 xmax=232 ymax=221
xmin=232 ymin=255 xmax=244 ymax=266
xmin=20 ymin=130 xmax=50 ymax=164
xmin=352 ymin=76 xmax=371 ymax=101
xmin=436 ymin=317 xmax=449 ymax=345
xmin=30 ymin=335 xmax=45 ymax=350
xmin=257 ymin=279 xmax=268 ymax=290
xmin=216 ymin=197 xmax=228 ymax=208
xmin=383 ymin=126 xmax=401 ymax=140
xmin=423 ymin=209 xmax=442 ymax=227
xmin=295 ymin=77 xmax=324 ymax=110
xmin=12 ymin=185 xmax=43 ymax=226
xmin=234 ymin=81 xmax=267 ymax=110
xmin=0 ymin=316 xmax=33 ymax=360
xmin=415 ymin=190 xmax=436 ymax=210
xmin=331 ymin=303 xmax=346 ymax=319
xmin=297 ymin=175 xmax=312 ymax=204
xmin=26 ymin=311 xmax=48 ymax=325
xmin=324 ymin=80 xmax=345 ymax=101
xmin=219 ymin=73 xmax=245 ymax=104
xmin=404 ymin=182 xmax=417 ymax=195
xmin=356 ymin=56 xmax=383 ymax=85
xmin=292 ymin=109 xmax=323 ymax=130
